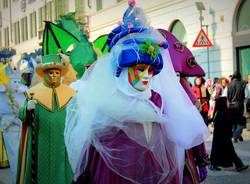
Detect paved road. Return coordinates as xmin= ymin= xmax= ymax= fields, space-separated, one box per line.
xmin=1 ymin=128 xmax=250 ymax=184
xmin=202 ymin=127 xmax=250 ymax=184
xmin=0 ymin=167 xmax=11 ymax=184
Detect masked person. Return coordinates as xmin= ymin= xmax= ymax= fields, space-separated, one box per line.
xmin=17 ymin=54 xmax=76 ymax=184
xmin=0 ymin=64 xmax=27 ymax=184
xmin=65 ymin=1 xmax=208 ymax=184
xmin=0 ymin=63 xmax=10 ymax=170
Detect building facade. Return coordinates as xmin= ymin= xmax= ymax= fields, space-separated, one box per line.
xmin=1 ymin=0 xmax=250 ymax=79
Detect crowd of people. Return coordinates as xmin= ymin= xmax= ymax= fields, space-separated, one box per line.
xmin=0 ymin=0 xmax=249 ymax=184
xmin=191 ymin=73 xmax=250 ymax=172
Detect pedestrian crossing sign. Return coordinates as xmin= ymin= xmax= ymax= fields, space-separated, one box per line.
xmin=193 ymin=28 xmax=212 ymax=47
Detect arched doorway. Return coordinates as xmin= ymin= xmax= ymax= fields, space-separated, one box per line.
xmin=169 ymin=20 xmax=188 ymax=45
xmin=233 ymin=0 xmax=250 ymax=80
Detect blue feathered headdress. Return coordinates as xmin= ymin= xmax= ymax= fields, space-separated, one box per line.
xmin=107 ymin=1 xmax=168 ymax=77
xmin=116 ymin=38 xmax=167 ymax=76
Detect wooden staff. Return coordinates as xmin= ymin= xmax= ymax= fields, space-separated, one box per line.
xmin=29 ymin=93 xmax=37 ymax=184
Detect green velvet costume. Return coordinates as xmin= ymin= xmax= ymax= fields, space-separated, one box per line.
xmin=17 ymin=83 xmax=75 ymax=184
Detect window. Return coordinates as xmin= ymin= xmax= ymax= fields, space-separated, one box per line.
xmin=236 ymin=0 xmax=250 ymax=79
xmin=38 ymin=7 xmax=46 ymax=29
xmin=47 ymin=1 xmax=53 ymax=21
xmin=13 ymin=21 xmax=20 ymax=44
xmin=28 ymin=0 xmax=36 ymax=3
xmin=55 ymin=0 xmax=68 ymax=19
xmin=0 ymin=30 xmax=2 ymax=47
xmin=96 ymin=0 xmax=102 ymax=11
xmin=4 ymin=27 xmax=9 ymax=47
xmin=75 ymin=0 xmax=85 ymax=25
xmin=75 ymin=0 xmax=85 ymax=14
xmin=38 ymin=2 xmax=53 ymax=30
xmin=239 ymin=47 xmax=250 ymax=80
xmin=21 ymin=17 xmax=28 ymax=41
xmin=169 ymin=20 xmax=188 ymax=45
xmin=237 ymin=0 xmax=250 ymax=32
xmin=3 ymin=0 xmax=8 ymax=8
xmin=30 ymin=11 xmax=37 ymax=38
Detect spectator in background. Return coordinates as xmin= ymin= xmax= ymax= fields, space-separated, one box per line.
xmin=244 ymin=74 xmax=250 ymax=130
xmin=208 ymin=78 xmax=222 ymax=122
xmin=192 ymin=77 xmax=210 ymax=125
xmin=209 ymin=97 xmax=249 ymax=172
xmin=205 ymin=79 xmax=214 ymax=96
xmin=220 ymin=77 xmax=229 ymax=97
xmin=213 ymin=77 xmax=219 ymax=85
xmin=227 ymin=72 xmax=246 ymax=143
xmin=209 ymin=77 xmax=230 ymax=120
xmin=228 ymin=74 xmax=233 ymax=83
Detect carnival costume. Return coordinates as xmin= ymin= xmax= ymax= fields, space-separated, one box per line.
xmin=65 ymin=1 xmax=209 ymax=184
xmin=17 ymin=55 xmax=75 ymax=184
xmin=0 ymin=63 xmax=9 ymax=169
xmin=158 ymin=29 xmax=209 ymax=184
xmin=0 ymin=64 xmax=26 ymax=183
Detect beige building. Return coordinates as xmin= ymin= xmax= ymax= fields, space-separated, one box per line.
xmin=1 ymin=0 xmax=250 ymax=79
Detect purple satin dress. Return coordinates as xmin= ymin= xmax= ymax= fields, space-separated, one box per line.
xmin=73 ymin=91 xmax=179 ymax=184
xmin=180 ymin=78 xmax=209 ymax=184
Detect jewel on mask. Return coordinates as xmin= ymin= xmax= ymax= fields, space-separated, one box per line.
xmin=128 ymin=0 xmax=136 ymax=7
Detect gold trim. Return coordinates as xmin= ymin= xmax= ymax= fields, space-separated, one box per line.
xmin=55 ymin=84 xmax=76 ymax=109
xmin=19 ymin=128 xmax=29 ymax=184
xmin=26 ymin=83 xmax=76 ymax=111
xmin=185 ymin=150 xmax=200 ymax=184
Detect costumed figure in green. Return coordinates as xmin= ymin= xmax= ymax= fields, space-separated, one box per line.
xmin=16 ymin=54 xmax=76 ymax=184
xmin=41 ymin=17 xmax=97 ymax=88
xmin=52 ymin=12 xmax=97 ymax=79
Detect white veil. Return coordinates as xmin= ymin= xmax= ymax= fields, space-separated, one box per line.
xmin=64 ymin=29 xmax=209 ymax=183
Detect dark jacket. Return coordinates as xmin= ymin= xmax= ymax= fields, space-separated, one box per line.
xmin=227 ymin=79 xmax=245 ymax=103
xmin=227 ymin=79 xmax=246 ymax=121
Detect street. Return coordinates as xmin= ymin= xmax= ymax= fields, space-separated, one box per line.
xmin=1 ymin=129 xmax=250 ymax=184
xmin=202 ymin=127 xmax=250 ymax=184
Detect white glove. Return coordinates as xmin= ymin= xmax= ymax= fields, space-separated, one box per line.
xmin=59 ymin=53 xmax=70 ymax=65
xmin=27 ymin=100 xmax=37 ymax=111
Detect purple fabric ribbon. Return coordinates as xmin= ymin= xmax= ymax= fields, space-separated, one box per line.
xmin=199 ymin=166 xmax=208 ymax=182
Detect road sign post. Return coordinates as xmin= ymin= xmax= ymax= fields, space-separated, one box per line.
xmin=193 ymin=27 xmax=212 ymax=78
xmin=193 ymin=28 xmax=212 ymax=48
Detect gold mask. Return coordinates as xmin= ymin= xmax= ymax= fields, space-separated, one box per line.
xmin=43 ymin=68 xmax=61 ymax=87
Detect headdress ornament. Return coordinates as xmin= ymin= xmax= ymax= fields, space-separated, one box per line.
xmin=158 ymin=29 xmax=205 ymax=76
xmin=116 ymin=38 xmax=168 ymax=76
xmin=36 ymin=54 xmax=68 ymax=77
xmin=107 ymin=1 xmax=168 ymax=76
